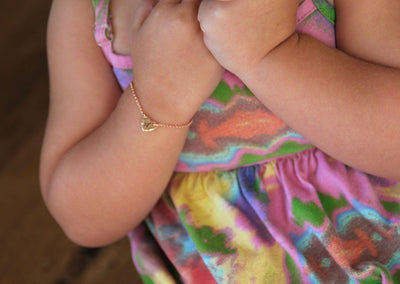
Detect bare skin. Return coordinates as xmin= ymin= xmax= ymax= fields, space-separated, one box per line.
xmin=41 ymin=0 xmax=397 ymax=248
xmin=198 ymin=0 xmax=400 ymax=179
xmin=110 ymin=0 xmax=334 ymax=56
xmin=41 ymin=0 xmax=222 ymax=247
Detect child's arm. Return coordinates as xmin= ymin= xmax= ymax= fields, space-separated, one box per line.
xmin=199 ymin=0 xmax=400 ymax=180
xmin=40 ymin=0 xmax=221 ymax=247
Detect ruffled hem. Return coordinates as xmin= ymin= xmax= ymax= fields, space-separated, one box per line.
xmin=130 ymin=148 xmax=400 ymax=283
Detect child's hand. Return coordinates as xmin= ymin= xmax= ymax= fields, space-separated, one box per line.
xmin=130 ymin=0 xmax=223 ymax=122
xmin=198 ymin=0 xmax=298 ymax=76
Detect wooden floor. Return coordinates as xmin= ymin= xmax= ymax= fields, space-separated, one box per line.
xmin=1 ymin=1 xmax=141 ymax=283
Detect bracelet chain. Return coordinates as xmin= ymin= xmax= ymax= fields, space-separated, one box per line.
xmin=129 ymin=82 xmax=193 ymax=132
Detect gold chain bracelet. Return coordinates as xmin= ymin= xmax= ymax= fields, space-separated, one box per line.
xmin=129 ymin=82 xmax=193 ymax=132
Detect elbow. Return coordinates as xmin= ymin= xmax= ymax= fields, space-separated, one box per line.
xmin=49 ymin=199 xmax=128 ymax=248
xmin=43 ymin=179 xmax=127 ymax=248
xmin=390 ymin=172 xmax=400 ymax=183
xmin=62 ymin=223 xmax=118 ymax=248
xmin=58 ymin=205 xmax=141 ymax=248
xmin=53 ymin=206 xmax=128 ymax=248
xmin=63 ymin=227 xmax=103 ymax=248
xmin=47 ymin=204 xmax=119 ymax=248
xmin=41 ymin=165 xmax=145 ymax=248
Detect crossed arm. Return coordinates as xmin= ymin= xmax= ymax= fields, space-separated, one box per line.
xmin=252 ymin=0 xmax=400 ymax=180
xmin=198 ymin=0 xmax=400 ymax=180
xmin=40 ymin=0 xmax=400 ymax=248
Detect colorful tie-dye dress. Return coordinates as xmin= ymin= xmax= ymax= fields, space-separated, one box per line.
xmin=92 ymin=0 xmax=400 ymax=282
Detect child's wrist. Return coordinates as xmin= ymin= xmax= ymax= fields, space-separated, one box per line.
xmin=130 ymin=78 xmax=201 ymax=127
xmin=128 ymin=81 xmax=194 ymax=132
xmin=238 ymin=33 xmax=300 ymax=84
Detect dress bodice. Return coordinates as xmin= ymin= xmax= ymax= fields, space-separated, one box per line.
xmin=92 ymin=0 xmax=336 ymax=172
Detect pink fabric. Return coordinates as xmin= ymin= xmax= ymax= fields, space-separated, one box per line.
xmin=94 ymin=0 xmax=335 ymax=71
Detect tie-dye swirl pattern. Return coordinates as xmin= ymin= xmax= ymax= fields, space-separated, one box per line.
xmin=92 ymin=0 xmax=336 ymax=173
xmin=91 ymin=0 xmax=400 ymax=282
xmin=131 ymin=150 xmax=400 ymax=283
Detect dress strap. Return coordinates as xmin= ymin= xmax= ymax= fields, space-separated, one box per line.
xmin=296 ymin=0 xmax=336 ymax=48
xmin=92 ymin=0 xmax=113 ymax=47
xmin=91 ymin=0 xmax=133 ymax=69
xmin=297 ymin=0 xmax=335 ymax=25
xmin=297 ymin=0 xmax=318 ymax=24
xmin=312 ymin=0 xmax=335 ymax=25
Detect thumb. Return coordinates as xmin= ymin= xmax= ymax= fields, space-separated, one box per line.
xmin=198 ymin=0 xmax=232 ymax=23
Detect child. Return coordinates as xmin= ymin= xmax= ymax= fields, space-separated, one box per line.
xmin=40 ymin=0 xmax=400 ymax=282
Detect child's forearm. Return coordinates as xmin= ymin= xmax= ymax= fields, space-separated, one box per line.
xmin=42 ymin=88 xmax=189 ymax=248
xmin=42 ymin=0 xmax=222 ymax=248
xmin=241 ymin=33 xmax=400 ymax=180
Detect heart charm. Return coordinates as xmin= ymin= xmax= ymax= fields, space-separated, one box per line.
xmin=141 ymin=115 xmax=158 ymax=132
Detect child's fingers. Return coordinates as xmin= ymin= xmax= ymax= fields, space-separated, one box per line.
xmin=131 ymin=0 xmax=158 ymax=31
xmin=180 ymin=0 xmax=202 ymax=12
xmin=198 ymin=0 xmax=229 ymax=31
xmin=159 ymin=0 xmax=181 ymax=4
xmin=175 ymin=0 xmax=203 ymax=22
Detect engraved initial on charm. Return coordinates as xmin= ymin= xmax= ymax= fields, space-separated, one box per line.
xmin=141 ymin=115 xmax=158 ymax=132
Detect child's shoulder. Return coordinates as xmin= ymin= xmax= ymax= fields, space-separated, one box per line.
xmin=48 ymin=0 xmax=96 ymax=34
